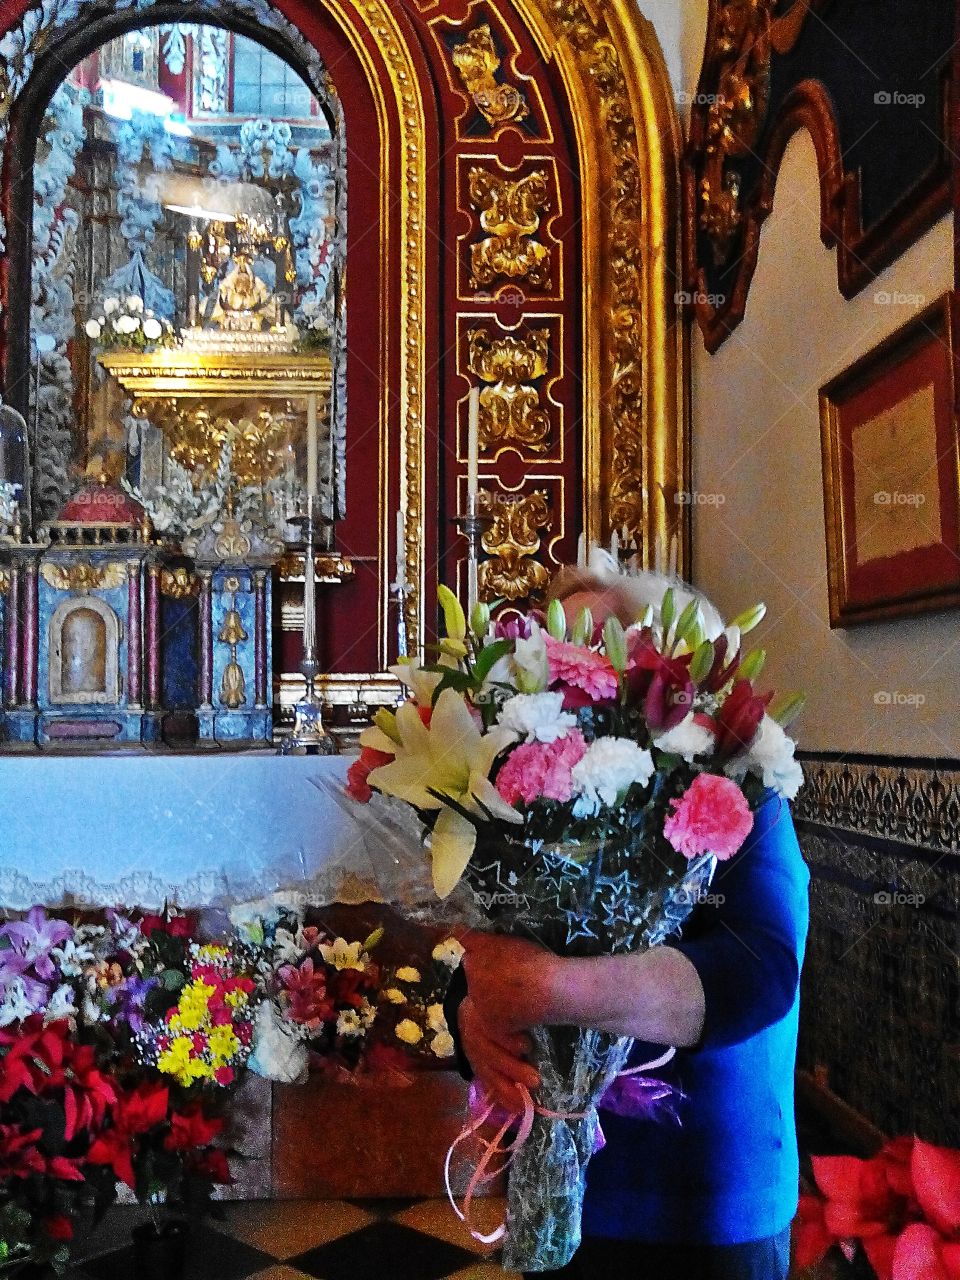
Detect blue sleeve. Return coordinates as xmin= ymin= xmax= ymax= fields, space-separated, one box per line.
xmin=670 ymin=794 xmax=810 ymax=1050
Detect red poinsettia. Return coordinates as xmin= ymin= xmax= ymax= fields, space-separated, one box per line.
xmin=164 ymin=1103 xmax=224 ymax=1153
xmin=0 ymin=1124 xmax=46 ymax=1180
xmin=797 ymin=1137 xmax=960 ymax=1280
xmin=87 ymin=1081 xmax=170 ymax=1188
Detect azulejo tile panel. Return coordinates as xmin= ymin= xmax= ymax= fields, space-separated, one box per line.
xmin=795 ymin=754 xmax=960 ymax=1144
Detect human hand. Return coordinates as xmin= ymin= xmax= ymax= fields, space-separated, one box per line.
xmin=461 ymin=931 xmax=560 ymax=1034
xmin=458 ymin=995 xmax=540 ymax=1113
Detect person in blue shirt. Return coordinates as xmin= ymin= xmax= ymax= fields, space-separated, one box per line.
xmin=448 ymin=575 xmax=810 ymax=1280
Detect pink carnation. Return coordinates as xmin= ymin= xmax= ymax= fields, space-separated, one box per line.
xmin=495 ymin=730 xmax=588 ymax=807
xmin=663 ymin=773 xmax=753 ymax=861
xmin=544 ymin=637 xmax=619 ymax=705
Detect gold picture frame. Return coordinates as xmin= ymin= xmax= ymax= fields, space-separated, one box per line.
xmin=819 ymin=292 xmax=960 ymax=627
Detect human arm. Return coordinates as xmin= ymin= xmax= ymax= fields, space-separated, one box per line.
xmin=457 ymin=796 xmax=809 ymax=1096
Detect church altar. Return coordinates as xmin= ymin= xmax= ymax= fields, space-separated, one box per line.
xmin=0 ymin=753 xmax=388 ymax=910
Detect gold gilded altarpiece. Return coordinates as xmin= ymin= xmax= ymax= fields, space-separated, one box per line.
xmin=0 ymin=0 xmax=686 ymax=698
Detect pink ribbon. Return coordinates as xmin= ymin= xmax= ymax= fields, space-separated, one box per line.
xmin=444 ymin=1046 xmax=677 ymax=1247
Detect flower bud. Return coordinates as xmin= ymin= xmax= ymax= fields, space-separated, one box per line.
xmin=546 ymin=597 xmax=567 ymax=641
xmin=738 ymin=648 xmax=766 ymax=681
xmin=470 ymin=601 xmax=490 ymax=638
xmin=570 ymin=606 xmax=593 ymax=646
xmin=602 ymin=616 xmax=627 ymax=673
xmin=437 ymin=583 xmax=466 ymax=641
xmin=730 ymin=602 xmax=767 ymax=635
xmin=770 ymin=691 xmax=806 ymax=728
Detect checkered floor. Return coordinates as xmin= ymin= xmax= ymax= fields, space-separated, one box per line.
xmin=72 ymin=1198 xmax=520 ymax=1280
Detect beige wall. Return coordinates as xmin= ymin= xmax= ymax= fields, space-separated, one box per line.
xmin=689 ymin=136 xmax=957 ymax=757
xmin=638 ymin=2 xmax=957 ymax=757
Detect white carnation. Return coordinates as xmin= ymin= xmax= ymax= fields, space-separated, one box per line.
xmin=142 ymin=317 xmax=162 ymax=341
xmin=116 ymin=314 xmax=138 ymax=335
xmin=498 ymin=691 xmax=576 ymax=744
xmin=103 ymin=297 xmax=120 ymax=314
xmin=125 ymin=294 xmax=144 ymax=312
xmin=85 ymin=319 xmax=102 ymax=340
xmin=571 ymin=737 xmax=655 ymax=815
xmin=728 ymin=714 xmax=804 ymax=800
xmin=654 ymin=713 xmax=715 ymax=763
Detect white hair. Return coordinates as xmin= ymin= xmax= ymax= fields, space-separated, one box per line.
xmin=584 ymin=547 xmax=725 ymax=640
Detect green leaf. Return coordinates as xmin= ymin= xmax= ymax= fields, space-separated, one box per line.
xmin=472 ymin=639 xmax=513 ymax=685
xmin=602 ymin=616 xmax=627 ymax=673
xmin=738 ymin=647 xmax=766 ymax=681
xmin=770 ymin=691 xmax=806 ymax=727
xmin=546 ymin=597 xmax=567 ymax=641
xmin=689 ymin=638 xmax=715 ymax=684
xmin=437 ymin=583 xmax=467 ymax=642
xmin=730 ymin=602 xmax=767 ymax=634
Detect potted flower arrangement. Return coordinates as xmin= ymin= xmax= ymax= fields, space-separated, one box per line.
xmin=0 ymin=907 xmax=256 ymax=1277
xmin=85 ymin=296 xmax=176 ymax=353
xmin=235 ymin=905 xmax=390 ymax=1085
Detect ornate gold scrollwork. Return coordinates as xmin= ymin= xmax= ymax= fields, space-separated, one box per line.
xmin=699 ymin=0 xmax=773 ymax=265
xmin=468 ymin=326 xmax=551 ymax=454
xmin=451 ymin=24 xmax=529 ymax=129
xmin=478 ymin=489 xmax=552 ymax=601
xmin=0 ymin=570 xmax=9 ymax=596
xmin=468 ymin=167 xmax=552 ymax=290
xmin=40 ymin=561 xmax=127 ymax=592
xmin=160 ymin=567 xmax=201 ymax=600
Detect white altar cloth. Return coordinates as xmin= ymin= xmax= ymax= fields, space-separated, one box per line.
xmin=0 ymin=755 xmax=391 ymax=910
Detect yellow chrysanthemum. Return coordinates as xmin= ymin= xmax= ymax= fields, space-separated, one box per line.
xmin=395 ymin=1018 xmax=423 ymax=1046
xmin=178 ymin=980 xmax=215 ymax=1031
xmin=208 ymin=1024 xmax=239 ymax=1061
xmin=224 ymin=989 xmax=248 ymax=1009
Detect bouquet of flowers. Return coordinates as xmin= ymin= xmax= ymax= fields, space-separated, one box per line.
xmin=236 ymin=906 xmax=385 ymax=1085
xmin=794 ymin=1136 xmax=960 ymax=1280
xmin=346 ymin=565 xmax=805 ymax=1270
xmin=85 ymin=295 xmax=176 ymax=353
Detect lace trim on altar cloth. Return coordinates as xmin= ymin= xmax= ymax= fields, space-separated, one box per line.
xmin=0 ymin=865 xmax=393 ymax=913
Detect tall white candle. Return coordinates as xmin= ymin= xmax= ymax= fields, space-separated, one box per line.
xmin=467 ymin=387 xmax=480 ymax=514
xmin=306 ymin=393 xmax=318 ymax=499
xmin=396 ymin=508 xmax=405 ymax=586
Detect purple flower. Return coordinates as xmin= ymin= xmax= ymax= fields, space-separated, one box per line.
xmin=495 ymin=610 xmax=545 ymax=641
xmin=0 ymin=908 xmax=72 ymax=982
xmin=105 ymin=974 xmax=158 ymax=1035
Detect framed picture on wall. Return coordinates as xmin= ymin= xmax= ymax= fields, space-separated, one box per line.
xmin=818 ymin=291 xmax=960 ymax=627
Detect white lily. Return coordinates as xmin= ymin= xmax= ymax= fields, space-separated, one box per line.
xmin=366 ymin=688 xmax=521 ymax=897
xmin=511 ymin=622 xmax=549 ymax=694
